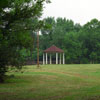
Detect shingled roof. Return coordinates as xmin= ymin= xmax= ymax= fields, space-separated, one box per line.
xmin=44 ymin=45 xmax=64 ymax=53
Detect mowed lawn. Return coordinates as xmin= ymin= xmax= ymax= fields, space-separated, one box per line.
xmin=1 ymin=65 xmax=100 ymax=100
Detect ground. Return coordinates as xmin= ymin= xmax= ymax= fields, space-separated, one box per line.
xmin=0 ymin=64 xmax=100 ymax=100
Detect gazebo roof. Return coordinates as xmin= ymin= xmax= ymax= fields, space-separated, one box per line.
xmin=44 ymin=45 xmax=64 ymax=53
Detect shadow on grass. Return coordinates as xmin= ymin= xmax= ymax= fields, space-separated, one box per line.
xmin=1 ymin=75 xmax=29 ymax=84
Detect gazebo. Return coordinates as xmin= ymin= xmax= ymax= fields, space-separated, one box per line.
xmin=43 ymin=45 xmax=65 ymax=64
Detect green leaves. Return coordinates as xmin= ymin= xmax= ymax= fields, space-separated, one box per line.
xmin=0 ymin=0 xmax=50 ymax=82
xmin=39 ymin=17 xmax=100 ymax=64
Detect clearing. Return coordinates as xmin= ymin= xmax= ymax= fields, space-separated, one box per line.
xmin=0 ymin=64 xmax=100 ymax=100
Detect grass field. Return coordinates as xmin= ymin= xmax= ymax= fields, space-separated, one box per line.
xmin=1 ymin=64 xmax=100 ymax=100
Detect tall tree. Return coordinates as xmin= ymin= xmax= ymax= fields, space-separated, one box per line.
xmin=0 ymin=0 xmax=50 ymax=82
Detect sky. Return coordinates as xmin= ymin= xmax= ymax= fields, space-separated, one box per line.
xmin=42 ymin=0 xmax=100 ymax=25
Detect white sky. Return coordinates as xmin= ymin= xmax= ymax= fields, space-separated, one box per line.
xmin=42 ymin=0 xmax=100 ymax=25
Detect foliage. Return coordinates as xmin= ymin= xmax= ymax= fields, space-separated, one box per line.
xmin=33 ymin=17 xmax=100 ymax=64
xmin=0 ymin=0 xmax=50 ymax=82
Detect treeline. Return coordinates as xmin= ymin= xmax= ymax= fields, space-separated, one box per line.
xmin=27 ymin=17 xmax=100 ymax=64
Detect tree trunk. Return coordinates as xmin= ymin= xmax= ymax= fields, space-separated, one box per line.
xmin=0 ymin=66 xmax=6 ymax=83
xmin=0 ymin=75 xmax=4 ymax=83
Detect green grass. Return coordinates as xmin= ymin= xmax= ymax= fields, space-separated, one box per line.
xmin=1 ymin=64 xmax=100 ymax=100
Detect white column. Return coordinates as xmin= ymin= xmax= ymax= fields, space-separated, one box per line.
xmin=46 ymin=53 xmax=48 ymax=64
xmin=60 ymin=53 xmax=61 ymax=64
xmin=56 ymin=53 xmax=58 ymax=64
xmin=63 ymin=53 xmax=65 ymax=64
xmin=50 ymin=54 xmax=52 ymax=64
xmin=43 ymin=53 xmax=45 ymax=65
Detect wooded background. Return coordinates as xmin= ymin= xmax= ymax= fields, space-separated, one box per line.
xmin=28 ymin=18 xmax=100 ymax=64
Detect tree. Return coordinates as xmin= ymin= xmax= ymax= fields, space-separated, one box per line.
xmin=40 ymin=17 xmax=55 ymax=49
xmin=0 ymin=0 xmax=50 ymax=82
xmin=32 ymin=17 xmax=100 ymax=64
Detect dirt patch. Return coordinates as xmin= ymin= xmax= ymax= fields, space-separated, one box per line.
xmin=59 ymin=71 xmax=99 ymax=81
xmin=44 ymin=92 xmax=70 ymax=100
xmin=86 ymin=96 xmax=100 ymax=100
xmin=41 ymin=75 xmax=58 ymax=80
xmin=0 ymin=92 xmax=15 ymax=95
xmin=62 ymin=72 xmax=88 ymax=78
